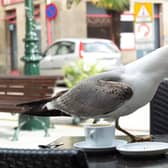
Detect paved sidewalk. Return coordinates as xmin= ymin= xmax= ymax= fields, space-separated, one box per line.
xmin=0 ymin=104 xmax=150 ymax=149
xmin=0 ymin=115 xmax=84 ymax=149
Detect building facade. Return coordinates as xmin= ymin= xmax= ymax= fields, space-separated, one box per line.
xmin=0 ymin=0 xmax=168 ymax=74
xmin=0 ymin=0 xmax=86 ymax=74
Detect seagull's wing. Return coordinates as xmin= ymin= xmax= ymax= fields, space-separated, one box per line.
xmin=54 ymin=79 xmax=133 ymax=118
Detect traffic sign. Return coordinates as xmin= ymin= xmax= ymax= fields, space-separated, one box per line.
xmin=137 ymin=23 xmax=150 ymax=38
xmin=134 ymin=3 xmax=153 ymax=22
xmin=46 ymin=3 xmax=58 ymax=20
xmin=135 ymin=22 xmax=154 ymax=50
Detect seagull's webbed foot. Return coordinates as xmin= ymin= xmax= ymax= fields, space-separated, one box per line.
xmin=115 ymin=118 xmax=152 ymax=142
xmin=131 ymin=135 xmax=152 ymax=142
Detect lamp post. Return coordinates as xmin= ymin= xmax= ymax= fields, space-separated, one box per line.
xmin=22 ymin=0 xmax=41 ymax=74
xmin=19 ymin=0 xmax=49 ymax=131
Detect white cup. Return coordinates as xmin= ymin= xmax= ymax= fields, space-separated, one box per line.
xmin=84 ymin=123 xmax=115 ymax=146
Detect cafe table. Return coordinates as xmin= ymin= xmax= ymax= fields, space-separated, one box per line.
xmin=46 ymin=135 xmax=168 ymax=168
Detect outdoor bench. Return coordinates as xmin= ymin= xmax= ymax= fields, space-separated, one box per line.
xmin=0 ymin=75 xmax=64 ymax=113
xmin=0 ymin=75 xmax=65 ymax=140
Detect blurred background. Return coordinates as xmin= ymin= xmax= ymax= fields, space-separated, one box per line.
xmin=0 ymin=0 xmax=165 ymax=75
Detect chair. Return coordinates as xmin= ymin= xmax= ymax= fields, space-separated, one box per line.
xmin=0 ymin=148 xmax=89 ymax=168
xmin=150 ymin=79 xmax=168 ymax=134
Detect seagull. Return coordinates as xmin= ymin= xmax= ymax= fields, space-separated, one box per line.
xmin=17 ymin=46 xmax=168 ymax=142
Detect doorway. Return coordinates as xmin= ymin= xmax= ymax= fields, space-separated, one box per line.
xmin=8 ymin=24 xmax=18 ymax=72
xmin=154 ymin=4 xmax=161 ymax=49
xmin=6 ymin=10 xmax=18 ymax=75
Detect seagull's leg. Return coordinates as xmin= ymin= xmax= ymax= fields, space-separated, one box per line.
xmin=115 ymin=118 xmax=152 ymax=142
xmin=115 ymin=118 xmax=135 ymax=140
xmin=92 ymin=118 xmax=100 ymax=124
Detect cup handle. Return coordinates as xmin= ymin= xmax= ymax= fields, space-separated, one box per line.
xmin=89 ymin=129 xmax=95 ymax=139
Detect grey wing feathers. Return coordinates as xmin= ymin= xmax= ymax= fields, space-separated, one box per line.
xmin=54 ymin=79 xmax=133 ymax=118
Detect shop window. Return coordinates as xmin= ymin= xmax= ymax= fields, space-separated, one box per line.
xmin=121 ymin=21 xmax=133 ymax=33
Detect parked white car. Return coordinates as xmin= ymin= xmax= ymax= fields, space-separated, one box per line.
xmin=39 ymin=38 xmax=123 ymax=76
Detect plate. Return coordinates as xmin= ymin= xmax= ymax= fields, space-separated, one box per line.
xmin=73 ymin=139 xmax=127 ymax=152
xmin=116 ymin=142 xmax=168 ymax=156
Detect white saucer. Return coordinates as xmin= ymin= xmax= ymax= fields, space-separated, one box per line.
xmin=116 ymin=142 xmax=168 ymax=156
xmin=73 ymin=139 xmax=127 ymax=152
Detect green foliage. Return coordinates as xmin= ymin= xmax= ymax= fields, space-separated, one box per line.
xmin=93 ymin=0 xmax=130 ymax=11
xmin=68 ymin=0 xmax=130 ymax=11
xmin=73 ymin=0 xmax=81 ymax=4
xmin=64 ymin=60 xmax=103 ymax=88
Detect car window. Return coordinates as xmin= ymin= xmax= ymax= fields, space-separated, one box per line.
xmin=45 ymin=43 xmax=59 ymax=56
xmin=83 ymin=42 xmax=119 ymax=53
xmin=45 ymin=41 xmax=75 ymax=56
xmin=56 ymin=42 xmax=75 ymax=55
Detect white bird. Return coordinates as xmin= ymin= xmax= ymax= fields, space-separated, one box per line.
xmin=17 ymin=46 xmax=168 ymax=141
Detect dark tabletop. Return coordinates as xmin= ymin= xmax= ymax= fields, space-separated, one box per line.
xmin=47 ymin=135 xmax=168 ymax=168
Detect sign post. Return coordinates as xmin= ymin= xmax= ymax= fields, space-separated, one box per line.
xmin=46 ymin=3 xmax=58 ymax=45
xmin=134 ymin=2 xmax=154 ymax=58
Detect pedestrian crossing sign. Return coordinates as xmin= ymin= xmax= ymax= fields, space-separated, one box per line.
xmin=134 ymin=3 xmax=153 ymax=22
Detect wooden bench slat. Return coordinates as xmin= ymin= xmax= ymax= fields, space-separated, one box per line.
xmin=0 ymin=87 xmax=53 ymax=92
xmin=0 ymin=81 xmax=57 ymax=85
xmin=0 ymin=95 xmax=51 ymax=100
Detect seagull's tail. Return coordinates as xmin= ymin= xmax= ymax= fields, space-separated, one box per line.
xmin=16 ymin=89 xmax=69 ymax=116
xmin=23 ymin=107 xmax=68 ymax=117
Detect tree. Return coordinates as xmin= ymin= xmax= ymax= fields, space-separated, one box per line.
xmin=66 ymin=0 xmax=130 ymax=48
